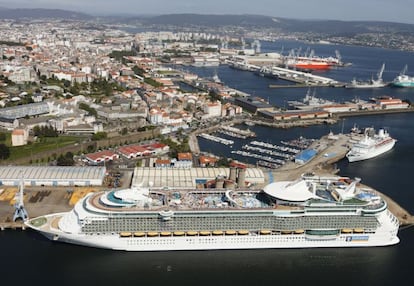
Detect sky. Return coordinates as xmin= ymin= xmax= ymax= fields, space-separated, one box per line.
xmin=1 ymin=0 xmax=414 ymax=24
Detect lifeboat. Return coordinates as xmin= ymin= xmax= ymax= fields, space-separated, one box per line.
xmin=186 ymin=231 xmax=198 ymax=236
xmin=199 ymin=231 xmax=211 ymax=236
xmin=133 ymin=232 xmax=145 ymax=237
xmin=260 ymin=229 xmax=271 ymax=235
xmin=147 ymin=231 xmax=158 ymax=237
xmin=225 ymin=230 xmax=236 ymax=235
xmin=212 ymin=230 xmax=224 ymax=236
xmin=238 ymin=230 xmax=249 ymax=235
xmin=120 ymin=232 xmax=132 ymax=237
xmin=353 ymin=228 xmax=364 ymax=233
xmin=160 ymin=231 xmax=171 ymax=236
xmin=341 ymin=228 xmax=352 ymax=234
xmin=281 ymin=230 xmax=292 ymax=235
xmin=294 ymin=229 xmax=305 ymax=234
xmin=173 ymin=231 xmax=185 ymax=236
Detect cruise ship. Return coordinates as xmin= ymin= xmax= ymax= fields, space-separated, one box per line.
xmin=346 ymin=128 xmax=396 ymax=162
xmin=25 ymin=174 xmax=399 ymax=251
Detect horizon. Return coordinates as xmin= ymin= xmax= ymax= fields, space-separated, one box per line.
xmin=0 ymin=0 xmax=413 ymax=25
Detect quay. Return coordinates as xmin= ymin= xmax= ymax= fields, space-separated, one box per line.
xmin=0 ymin=222 xmax=25 ymax=231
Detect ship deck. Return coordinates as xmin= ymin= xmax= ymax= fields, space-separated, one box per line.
xmin=84 ymin=179 xmax=385 ymax=214
xmin=88 ymin=189 xmax=286 ymax=213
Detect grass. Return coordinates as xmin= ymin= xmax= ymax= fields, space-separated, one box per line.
xmin=7 ymin=136 xmax=82 ymax=162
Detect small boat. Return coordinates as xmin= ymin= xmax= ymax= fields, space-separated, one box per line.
xmin=225 ymin=230 xmax=236 ymax=235
xmin=237 ymin=230 xmax=249 ymax=235
xmin=133 ymin=232 xmax=145 ymax=237
xmin=120 ymin=232 xmax=132 ymax=237
xmin=260 ymin=229 xmax=271 ymax=235
xmin=160 ymin=231 xmax=171 ymax=236
xmin=147 ymin=231 xmax=158 ymax=237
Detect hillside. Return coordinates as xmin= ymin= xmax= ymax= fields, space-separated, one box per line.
xmin=0 ymin=7 xmax=91 ymax=20
xmin=125 ymin=13 xmax=414 ymax=36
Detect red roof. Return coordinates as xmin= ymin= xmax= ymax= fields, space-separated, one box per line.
xmin=178 ymin=152 xmax=193 ymax=161
xmin=199 ymin=156 xmax=218 ymax=164
xmin=229 ymin=162 xmax=247 ymax=169
xmin=86 ymin=150 xmax=118 ymax=161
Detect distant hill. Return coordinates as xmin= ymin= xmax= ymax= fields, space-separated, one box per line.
xmin=0 ymin=9 xmax=413 ymax=38
xmin=0 ymin=8 xmax=91 ymax=20
xmin=125 ymin=13 xmax=414 ymax=36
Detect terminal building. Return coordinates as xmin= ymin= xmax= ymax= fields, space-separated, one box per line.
xmin=131 ymin=167 xmax=265 ymax=189
xmin=0 ymin=166 xmax=106 ymax=187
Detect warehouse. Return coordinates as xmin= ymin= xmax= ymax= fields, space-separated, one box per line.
xmin=294 ymin=149 xmax=318 ymax=164
xmin=0 ymin=166 xmax=106 ymax=187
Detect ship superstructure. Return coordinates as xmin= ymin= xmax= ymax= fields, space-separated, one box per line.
xmin=26 ymin=174 xmax=400 ymax=251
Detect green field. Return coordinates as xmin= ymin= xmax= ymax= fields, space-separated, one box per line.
xmin=7 ymin=136 xmax=82 ymax=162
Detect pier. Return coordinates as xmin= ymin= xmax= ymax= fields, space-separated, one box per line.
xmin=198 ymin=133 xmax=234 ymax=145
xmin=219 ymin=125 xmax=256 ymax=138
xmin=266 ymin=66 xmax=340 ymax=86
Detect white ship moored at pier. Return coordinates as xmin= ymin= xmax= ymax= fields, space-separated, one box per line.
xmin=26 ymin=174 xmax=400 ymax=251
xmin=346 ymin=128 xmax=396 ymax=162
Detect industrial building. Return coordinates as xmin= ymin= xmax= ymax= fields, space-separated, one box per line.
xmin=294 ymin=149 xmax=318 ymax=164
xmin=131 ymin=167 xmax=265 ymax=189
xmin=0 ymin=166 xmax=106 ymax=187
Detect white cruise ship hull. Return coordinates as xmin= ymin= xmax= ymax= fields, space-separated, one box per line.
xmin=35 ymin=229 xmax=399 ymax=251
xmin=347 ymin=140 xmax=395 ymax=162
xmin=30 ymin=212 xmax=399 ymax=251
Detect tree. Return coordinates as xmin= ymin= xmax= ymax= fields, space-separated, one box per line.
xmin=0 ymin=143 xmax=10 ymax=159
xmin=56 ymin=152 xmax=74 ymax=166
xmin=120 ymin=127 xmax=128 ymax=135
xmin=91 ymin=132 xmax=107 ymax=141
xmin=0 ymin=133 xmax=6 ymax=141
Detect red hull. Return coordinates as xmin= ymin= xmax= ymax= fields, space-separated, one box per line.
xmin=294 ymin=63 xmax=331 ymax=70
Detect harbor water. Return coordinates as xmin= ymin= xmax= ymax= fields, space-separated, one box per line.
xmin=1 ymin=40 xmax=414 ymax=286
